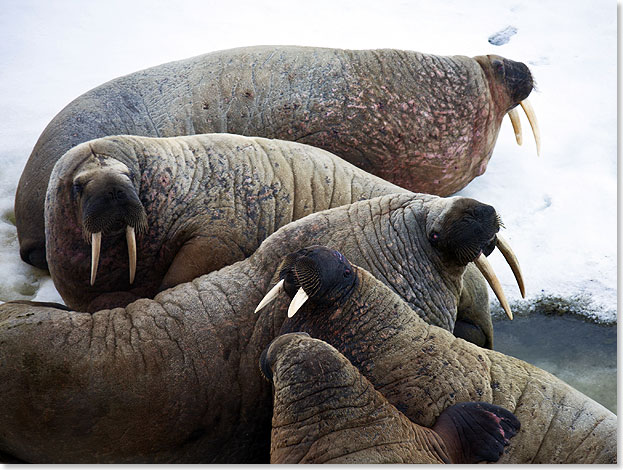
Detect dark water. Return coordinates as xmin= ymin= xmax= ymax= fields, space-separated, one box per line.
xmin=493 ymin=313 xmax=617 ymax=414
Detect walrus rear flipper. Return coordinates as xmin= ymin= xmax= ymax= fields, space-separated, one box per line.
xmin=432 ymin=401 xmax=520 ymax=464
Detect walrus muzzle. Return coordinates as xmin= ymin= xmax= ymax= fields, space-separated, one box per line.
xmin=81 ymin=183 xmax=147 ymax=286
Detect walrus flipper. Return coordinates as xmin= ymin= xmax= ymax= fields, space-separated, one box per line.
xmin=432 ymin=401 xmax=520 ymax=464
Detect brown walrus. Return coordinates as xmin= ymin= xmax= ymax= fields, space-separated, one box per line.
xmin=45 ymin=133 xmax=406 ymax=312
xmin=261 ymin=333 xmax=520 ymax=464
xmin=16 ymin=45 xmax=540 ymax=269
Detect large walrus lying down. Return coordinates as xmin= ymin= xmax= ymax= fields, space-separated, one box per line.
xmin=45 ymin=133 xmax=407 ymax=311
xmin=16 ymin=45 xmax=540 ymax=269
xmin=0 ymin=194 xmax=523 ymax=463
xmin=258 ymin=247 xmax=617 ymax=464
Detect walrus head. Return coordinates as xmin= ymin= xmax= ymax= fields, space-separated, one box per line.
xmin=70 ymin=155 xmax=147 ymax=286
xmin=424 ymin=196 xmax=524 ymax=319
xmin=256 ymin=246 xmax=359 ymax=318
xmin=475 ymin=54 xmax=541 ymax=156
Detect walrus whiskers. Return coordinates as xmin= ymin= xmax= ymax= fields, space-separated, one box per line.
xmin=90 ymin=232 xmax=101 ymax=286
xmin=474 ymin=254 xmax=513 ymax=320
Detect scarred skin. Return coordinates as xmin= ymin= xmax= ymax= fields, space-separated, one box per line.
xmin=0 ymin=193 xmax=509 ymax=462
xmin=276 ymin=249 xmax=617 ymax=464
xmin=16 ymin=45 xmax=534 ymax=270
xmin=45 ymin=133 xmax=407 ymax=312
xmin=261 ymin=333 xmax=519 ymax=464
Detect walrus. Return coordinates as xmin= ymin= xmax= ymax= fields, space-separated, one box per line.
xmin=16 ymin=45 xmax=540 ymax=270
xmin=44 ymin=133 xmax=407 ymax=312
xmin=0 ymin=193 xmax=523 ymax=462
xmin=260 ymin=332 xmax=520 ymax=464
xmin=255 ymin=246 xmax=617 ymax=464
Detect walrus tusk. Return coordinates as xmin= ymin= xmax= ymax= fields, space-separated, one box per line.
xmin=496 ymin=235 xmax=525 ymax=298
xmin=520 ymin=98 xmax=541 ymax=156
xmin=288 ymin=287 xmax=309 ymax=318
xmin=474 ymin=253 xmax=513 ymax=320
xmin=126 ymin=226 xmax=137 ymax=285
xmin=507 ymin=108 xmax=523 ymax=145
xmin=255 ymin=279 xmax=285 ymax=313
xmin=90 ymin=232 xmax=102 ymax=286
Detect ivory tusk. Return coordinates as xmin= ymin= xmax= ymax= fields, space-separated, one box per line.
xmin=126 ymin=226 xmax=137 ymax=285
xmin=90 ymin=232 xmax=102 ymax=286
xmin=520 ymin=99 xmax=541 ymax=157
xmin=288 ymin=287 xmax=309 ymax=318
xmin=474 ymin=253 xmax=513 ymax=320
xmin=496 ymin=235 xmax=525 ymax=298
xmin=255 ymin=279 xmax=285 ymax=313
xmin=507 ymin=107 xmax=523 ymax=145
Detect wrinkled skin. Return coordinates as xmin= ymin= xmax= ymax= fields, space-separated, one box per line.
xmin=45 ymin=133 xmax=406 ymax=312
xmin=0 ymin=194 xmax=510 ymax=462
xmin=275 ymin=248 xmax=617 ymax=464
xmin=16 ymin=45 xmax=534 ymax=270
xmin=261 ymin=333 xmax=520 ymax=464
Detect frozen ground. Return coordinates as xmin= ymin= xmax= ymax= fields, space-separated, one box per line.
xmin=0 ymin=0 xmax=617 ymax=324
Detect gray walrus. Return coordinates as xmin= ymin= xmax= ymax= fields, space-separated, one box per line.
xmin=0 ymin=193 xmax=522 ymax=462
xmin=261 ymin=332 xmax=520 ymax=464
xmin=16 ymin=45 xmax=540 ymax=269
xmin=255 ymin=246 xmax=617 ymax=464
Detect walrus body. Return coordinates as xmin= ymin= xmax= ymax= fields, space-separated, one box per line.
xmin=17 ymin=45 xmax=536 ymax=269
xmin=262 ymin=333 xmax=520 ymax=464
xmin=45 ymin=133 xmax=406 ymax=312
xmin=262 ymin=247 xmax=616 ymax=464
xmin=0 ymin=193 xmax=522 ymax=462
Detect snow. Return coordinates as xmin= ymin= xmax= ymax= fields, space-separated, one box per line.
xmin=0 ymin=0 xmax=617 ymax=322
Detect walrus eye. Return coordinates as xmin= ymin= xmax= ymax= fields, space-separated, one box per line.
xmin=492 ymin=59 xmax=505 ymax=78
xmin=429 ymin=232 xmax=440 ymax=245
xmin=71 ymin=182 xmax=83 ymax=199
xmin=343 ymin=268 xmax=351 ymax=278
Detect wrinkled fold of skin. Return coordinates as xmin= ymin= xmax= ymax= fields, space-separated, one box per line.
xmin=0 ymin=194 xmax=522 ymax=463
xmin=45 ymin=134 xmax=407 ymax=312
xmin=17 ymin=45 xmax=537 ymax=271
xmin=261 ymin=333 xmax=519 ymax=464
xmin=271 ymin=249 xmax=617 ymax=464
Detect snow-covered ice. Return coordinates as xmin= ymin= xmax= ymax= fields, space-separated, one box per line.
xmin=0 ymin=0 xmax=617 ymax=323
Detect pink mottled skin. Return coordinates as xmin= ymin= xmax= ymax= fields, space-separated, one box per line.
xmin=17 ymin=46 xmax=533 ymax=271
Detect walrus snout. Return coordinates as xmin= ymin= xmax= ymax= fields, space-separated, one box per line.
xmin=81 ymin=184 xmax=146 ymax=238
xmin=77 ymin=176 xmax=147 ymax=287
xmin=499 ymin=58 xmax=533 ymax=105
xmin=428 ymin=197 xmax=524 ymax=320
xmin=255 ymin=246 xmax=357 ymax=318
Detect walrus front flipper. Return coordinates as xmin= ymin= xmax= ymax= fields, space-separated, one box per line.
xmin=432 ymin=401 xmax=520 ymax=464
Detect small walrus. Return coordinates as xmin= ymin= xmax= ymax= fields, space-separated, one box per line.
xmin=17 ymin=45 xmax=540 ymax=269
